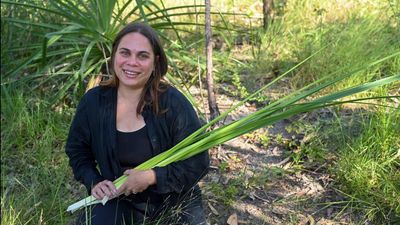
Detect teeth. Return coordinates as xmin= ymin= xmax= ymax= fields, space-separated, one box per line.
xmin=123 ymin=69 xmax=140 ymax=76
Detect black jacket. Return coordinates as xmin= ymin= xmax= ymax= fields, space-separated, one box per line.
xmin=65 ymin=85 xmax=209 ymax=197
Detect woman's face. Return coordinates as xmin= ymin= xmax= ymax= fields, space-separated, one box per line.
xmin=114 ymin=32 xmax=155 ymax=90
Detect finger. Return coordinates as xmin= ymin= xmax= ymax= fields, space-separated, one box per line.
xmin=123 ymin=169 xmax=132 ymax=176
xmin=93 ymin=187 xmax=105 ymax=200
xmin=92 ymin=189 xmax=100 ymax=200
xmin=99 ymin=184 xmax=113 ymax=197
xmin=92 ymin=184 xmax=100 ymax=199
xmin=103 ymin=180 xmax=118 ymax=196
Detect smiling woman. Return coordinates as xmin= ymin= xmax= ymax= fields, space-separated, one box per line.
xmin=65 ymin=22 xmax=210 ymax=225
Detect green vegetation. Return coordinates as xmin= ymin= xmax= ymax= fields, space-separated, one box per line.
xmin=1 ymin=85 xmax=83 ymax=224
xmin=1 ymin=0 xmax=399 ymax=224
xmin=333 ymin=105 xmax=400 ymax=223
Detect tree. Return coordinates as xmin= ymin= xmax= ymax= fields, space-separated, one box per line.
xmin=205 ymin=0 xmax=220 ymax=120
xmin=263 ymin=0 xmax=274 ymax=30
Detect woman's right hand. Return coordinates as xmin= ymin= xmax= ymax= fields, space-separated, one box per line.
xmin=91 ymin=180 xmax=118 ymax=200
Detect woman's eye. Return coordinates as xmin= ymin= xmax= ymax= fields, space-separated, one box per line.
xmin=120 ymin=51 xmax=129 ymax=57
xmin=138 ymin=54 xmax=149 ymax=60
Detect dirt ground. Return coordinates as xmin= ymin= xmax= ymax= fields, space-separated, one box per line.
xmin=193 ymin=87 xmax=360 ymax=225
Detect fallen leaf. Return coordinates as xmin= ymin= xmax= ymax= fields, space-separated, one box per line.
xmin=227 ymin=213 xmax=238 ymax=225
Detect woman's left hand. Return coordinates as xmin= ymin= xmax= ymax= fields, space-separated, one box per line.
xmin=117 ymin=169 xmax=156 ymax=196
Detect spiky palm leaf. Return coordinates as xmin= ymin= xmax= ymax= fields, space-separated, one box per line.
xmin=1 ymin=0 xmax=229 ymax=112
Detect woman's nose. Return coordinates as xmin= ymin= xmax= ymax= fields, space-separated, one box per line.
xmin=127 ymin=55 xmax=139 ymax=66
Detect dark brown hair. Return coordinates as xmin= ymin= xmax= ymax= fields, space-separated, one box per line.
xmin=101 ymin=22 xmax=168 ymax=115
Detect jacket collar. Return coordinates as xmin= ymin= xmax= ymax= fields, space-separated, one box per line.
xmin=99 ymin=85 xmax=121 ymax=177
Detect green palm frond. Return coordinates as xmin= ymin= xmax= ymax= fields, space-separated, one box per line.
xmin=1 ymin=0 xmax=221 ymax=105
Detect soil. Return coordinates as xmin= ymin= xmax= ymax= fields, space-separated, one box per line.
xmin=192 ymin=86 xmax=360 ymax=225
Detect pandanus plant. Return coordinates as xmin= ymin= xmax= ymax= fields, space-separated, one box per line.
xmin=67 ymin=51 xmax=400 ymax=212
xmin=1 ymin=0 xmax=224 ymax=115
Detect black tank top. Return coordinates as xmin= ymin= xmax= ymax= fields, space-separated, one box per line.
xmin=117 ymin=126 xmax=162 ymax=203
xmin=116 ymin=125 xmax=153 ymax=171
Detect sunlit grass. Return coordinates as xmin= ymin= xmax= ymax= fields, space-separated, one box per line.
xmin=211 ymin=0 xmax=399 ymax=104
xmin=1 ymin=86 xmax=80 ymax=225
xmin=333 ymin=103 xmax=400 ymax=223
xmin=1 ymin=194 xmax=22 ymax=225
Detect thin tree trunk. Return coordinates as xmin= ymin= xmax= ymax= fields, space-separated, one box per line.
xmin=263 ymin=0 xmax=274 ymax=30
xmin=205 ymin=0 xmax=220 ymax=120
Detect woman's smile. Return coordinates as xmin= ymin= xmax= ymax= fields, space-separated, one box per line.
xmin=122 ymin=69 xmax=141 ymax=77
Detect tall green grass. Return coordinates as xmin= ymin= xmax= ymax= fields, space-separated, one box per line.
xmin=226 ymin=0 xmax=399 ymax=97
xmin=290 ymin=16 xmax=399 ymax=90
xmin=333 ymin=101 xmax=400 ymax=223
xmin=291 ymin=87 xmax=400 ymax=223
xmin=1 ymin=85 xmax=81 ymax=224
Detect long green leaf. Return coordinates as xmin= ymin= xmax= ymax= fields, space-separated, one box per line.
xmin=136 ymin=0 xmax=148 ymax=23
xmin=80 ymin=41 xmax=96 ymax=76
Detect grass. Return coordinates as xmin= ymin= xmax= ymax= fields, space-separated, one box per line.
xmin=223 ymin=0 xmax=399 ymax=99
xmin=332 ymin=104 xmax=400 ymax=223
xmin=1 ymin=0 xmax=399 ymax=224
xmin=1 ymin=85 xmax=82 ymax=224
xmin=283 ymin=87 xmax=400 ymax=223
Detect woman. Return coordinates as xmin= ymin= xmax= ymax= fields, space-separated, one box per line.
xmin=66 ymin=22 xmax=209 ymax=225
